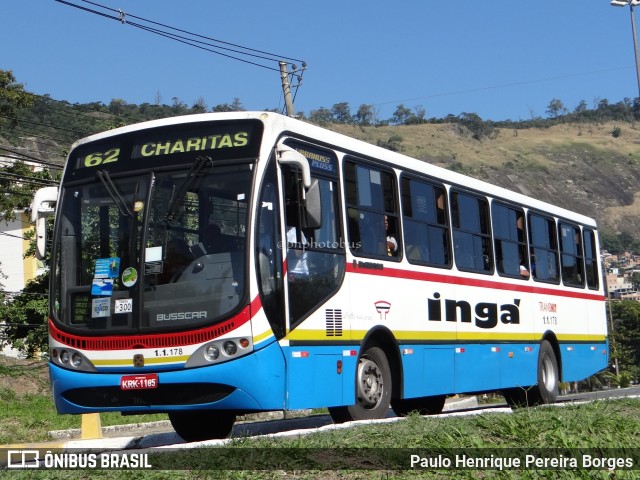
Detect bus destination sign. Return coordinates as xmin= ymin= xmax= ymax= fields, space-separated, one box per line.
xmin=75 ymin=121 xmax=261 ymax=170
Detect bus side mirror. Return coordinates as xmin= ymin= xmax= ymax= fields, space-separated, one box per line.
xmin=31 ymin=186 xmax=58 ymax=260
xmin=304 ymin=179 xmax=322 ymax=230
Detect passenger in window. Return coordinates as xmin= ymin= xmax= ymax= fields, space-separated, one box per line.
xmin=436 ymin=191 xmax=446 ymax=224
xmin=519 ymin=251 xmax=530 ymax=278
xmin=516 ymin=214 xmax=526 ymax=242
xmin=529 ymin=250 xmax=536 ymax=278
xmin=384 ymin=215 xmax=398 ymax=256
xmin=286 ymin=225 xmax=309 ymax=281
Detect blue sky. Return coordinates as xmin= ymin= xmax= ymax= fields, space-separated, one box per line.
xmin=3 ymin=0 xmax=640 ymax=122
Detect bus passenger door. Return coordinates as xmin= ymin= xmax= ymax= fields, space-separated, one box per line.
xmin=277 ymin=141 xmax=348 ymax=409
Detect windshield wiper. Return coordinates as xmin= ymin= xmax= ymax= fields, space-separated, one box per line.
xmin=97 ymin=170 xmax=134 ymax=217
xmin=163 ymin=155 xmax=213 ymax=223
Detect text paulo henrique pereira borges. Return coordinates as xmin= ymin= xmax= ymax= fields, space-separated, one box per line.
xmin=410 ymin=453 xmax=634 ymax=470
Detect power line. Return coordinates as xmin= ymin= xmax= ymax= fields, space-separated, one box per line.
xmin=372 ymin=66 xmax=639 ymax=109
xmin=0 ymin=172 xmax=58 ymax=187
xmin=0 ymin=114 xmax=90 ymax=136
xmin=80 ymin=0 xmax=304 ymax=64
xmin=55 ymin=0 xmax=307 ymax=73
xmin=0 ymin=146 xmax=65 ymax=169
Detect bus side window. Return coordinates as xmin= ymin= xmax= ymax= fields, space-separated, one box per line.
xmin=559 ymin=223 xmax=585 ymax=287
xmin=401 ymin=176 xmax=450 ymax=267
xmin=492 ymin=203 xmax=529 ymax=279
xmin=584 ymin=229 xmax=599 ymax=289
xmin=451 ymin=190 xmax=492 ymax=273
xmin=344 ymin=160 xmax=400 ymax=260
xmin=528 ymin=213 xmax=559 ymax=283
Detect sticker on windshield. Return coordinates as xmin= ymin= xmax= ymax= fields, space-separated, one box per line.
xmin=114 ymin=298 xmax=133 ymax=314
xmin=91 ymin=278 xmax=114 ymax=296
xmin=122 ymin=267 xmax=138 ymax=287
xmin=94 ymin=258 xmax=121 ymax=278
xmin=92 ymin=298 xmax=110 ymax=318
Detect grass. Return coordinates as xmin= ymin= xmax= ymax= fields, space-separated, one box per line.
xmin=0 ymin=357 xmax=167 ymax=444
xmin=2 ymin=358 xmax=639 ymax=478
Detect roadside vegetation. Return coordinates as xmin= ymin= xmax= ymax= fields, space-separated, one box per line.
xmin=2 ymin=365 xmax=639 ymax=480
xmin=0 ymin=356 xmax=167 ymax=444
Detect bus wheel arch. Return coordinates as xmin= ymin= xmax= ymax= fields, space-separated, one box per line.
xmin=541 ymin=331 xmax=563 ymax=383
xmin=503 ymin=334 xmax=560 ymax=408
xmin=328 ymin=327 xmax=400 ymax=423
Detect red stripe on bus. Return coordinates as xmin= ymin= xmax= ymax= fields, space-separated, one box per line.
xmin=346 ymin=263 xmax=605 ymax=302
xmin=49 ymin=303 xmax=254 ymax=351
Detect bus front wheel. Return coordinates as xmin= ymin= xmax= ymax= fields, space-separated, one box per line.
xmin=169 ymin=411 xmax=236 ymax=442
xmin=329 ymin=346 xmax=392 ymax=423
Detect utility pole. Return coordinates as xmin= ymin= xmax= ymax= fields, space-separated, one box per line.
xmin=279 ymin=61 xmax=295 ymax=117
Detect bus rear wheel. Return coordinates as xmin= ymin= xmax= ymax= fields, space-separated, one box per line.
xmin=328 ymin=346 xmax=391 ymax=423
xmin=391 ymin=395 xmax=446 ymax=417
xmin=169 ymin=411 xmax=236 ymax=442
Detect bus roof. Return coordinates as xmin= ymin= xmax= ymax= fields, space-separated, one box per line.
xmin=68 ymin=111 xmax=597 ymax=228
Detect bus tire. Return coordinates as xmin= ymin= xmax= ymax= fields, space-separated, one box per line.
xmin=391 ymin=395 xmax=446 ymax=417
xmin=534 ymin=339 xmax=559 ymax=404
xmin=328 ymin=346 xmax=391 ymax=423
xmin=169 ymin=411 xmax=235 ymax=442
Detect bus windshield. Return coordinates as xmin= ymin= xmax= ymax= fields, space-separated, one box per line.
xmin=52 ymin=162 xmax=253 ymax=334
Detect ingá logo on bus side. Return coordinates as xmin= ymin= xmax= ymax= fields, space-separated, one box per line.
xmin=427 ymin=292 xmax=520 ymax=329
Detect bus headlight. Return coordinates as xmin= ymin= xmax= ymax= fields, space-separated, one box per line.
xmin=50 ymin=347 xmax=96 ymax=372
xmin=223 ymin=341 xmax=237 ymax=356
xmin=71 ymin=352 xmax=83 ymax=367
xmin=205 ymin=344 xmax=220 ymax=360
xmin=186 ymin=336 xmax=254 ymax=368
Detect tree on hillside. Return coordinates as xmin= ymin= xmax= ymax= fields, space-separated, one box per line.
xmin=308 ymin=107 xmax=332 ymax=125
xmin=0 ymin=70 xmax=35 ymax=128
xmin=331 ymin=102 xmax=351 ymax=124
xmin=546 ymin=99 xmax=567 ymax=119
xmin=191 ymin=96 xmax=208 ymax=113
xmin=574 ymin=100 xmax=588 ymax=113
xmin=392 ymin=104 xmax=412 ymax=125
xmin=456 ymin=112 xmax=497 ymax=140
xmin=212 ymin=98 xmax=244 ymax=112
xmin=355 ymin=104 xmax=375 ymax=126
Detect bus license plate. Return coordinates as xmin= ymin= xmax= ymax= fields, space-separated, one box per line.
xmin=120 ymin=374 xmax=158 ymax=390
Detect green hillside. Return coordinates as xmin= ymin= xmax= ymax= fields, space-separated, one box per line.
xmin=2 ymin=87 xmax=640 ymax=244
xmin=328 ymin=121 xmax=640 ymax=242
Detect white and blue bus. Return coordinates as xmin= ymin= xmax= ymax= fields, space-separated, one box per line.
xmin=32 ymin=111 xmax=608 ymax=441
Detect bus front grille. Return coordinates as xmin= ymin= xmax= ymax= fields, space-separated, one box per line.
xmin=63 ymin=383 xmax=235 ymax=408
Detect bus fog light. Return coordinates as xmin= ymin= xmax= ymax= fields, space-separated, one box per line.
xmin=71 ymin=353 xmax=82 ymax=367
xmin=60 ymin=350 xmax=69 ymax=364
xmin=223 ymin=341 xmax=237 ymax=356
xmin=239 ymin=338 xmax=249 ymax=348
xmin=205 ymin=344 xmax=220 ymax=360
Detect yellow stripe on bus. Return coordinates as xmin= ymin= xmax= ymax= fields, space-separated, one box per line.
xmin=253 ymin=329 xmax=275 ymax=344
xmin=92 ymin=355 xmax=190 ymax=366
xmin=285 ymin=329 xmax=607 ymax=343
